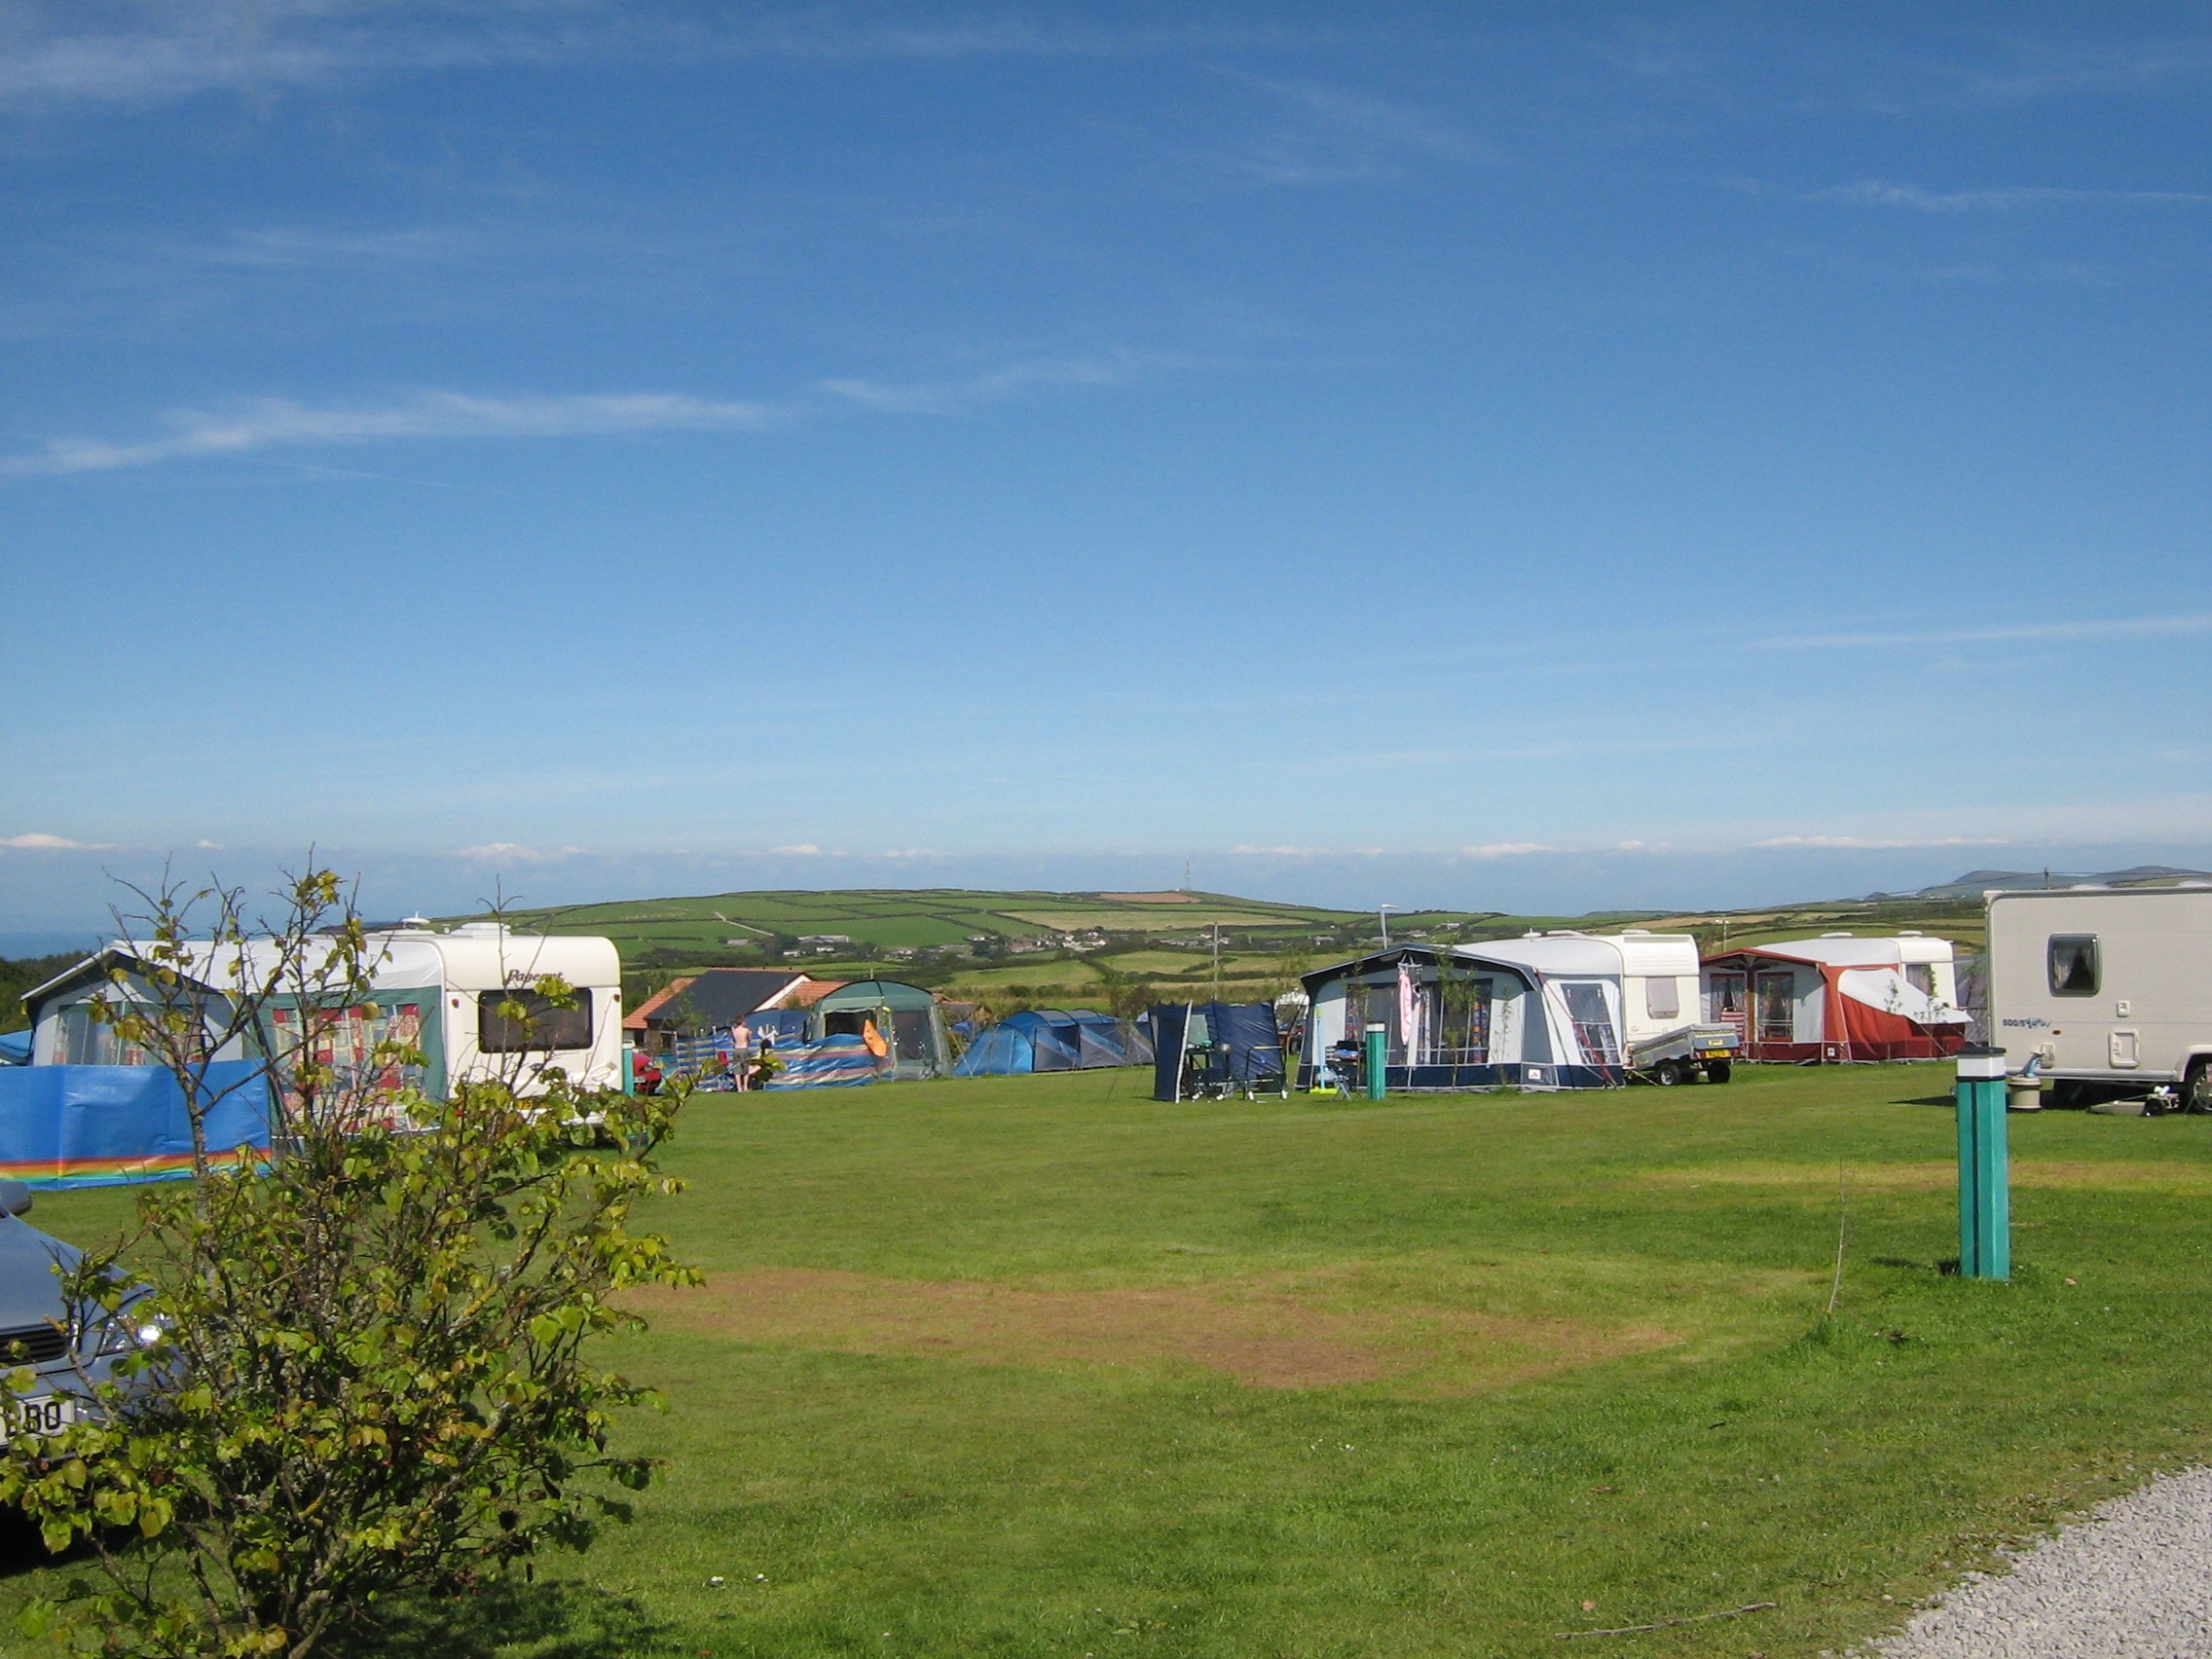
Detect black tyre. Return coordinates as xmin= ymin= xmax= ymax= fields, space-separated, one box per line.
xmin=1703 ymin=1059 xmax=1733 ymax=1084
xmin=2183 ymin=1061 xmax=2212 ymax=1115
xmin=1652 ymin=1058 xmax=1684 ymax=1087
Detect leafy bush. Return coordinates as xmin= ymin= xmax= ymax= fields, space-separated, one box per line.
xmin=2 ymin=871 xmax=697 ymax=1659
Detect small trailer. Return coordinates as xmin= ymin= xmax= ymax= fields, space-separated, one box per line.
xmin=1987 ymin=885 xmax=2212 ymax=1110
xmin=22 ymin=923 xmax=623 ymax=1098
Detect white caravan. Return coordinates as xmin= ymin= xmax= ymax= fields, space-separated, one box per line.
xmin=24 ymin=923 xmax=622 ymax=1098
xmin=1297 ymin=929 xmax=1737 ymax=1090
xmin=1474 ymin=930 xmax=1741 ymax=1082
xmin=1986 ymin=886 xmax=2212 ymax=1109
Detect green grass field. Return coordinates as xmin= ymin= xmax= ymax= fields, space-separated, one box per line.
xmin=10 ymin=1065 xmax=2205 ymax=1658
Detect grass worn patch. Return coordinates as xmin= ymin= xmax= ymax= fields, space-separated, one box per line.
xmin=7 ymin=1063 xmax=2212 ymax=1658
xmin=625 ymin=1257 xmax=1708 ymax=1393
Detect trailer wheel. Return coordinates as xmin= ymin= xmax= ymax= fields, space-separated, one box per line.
xmin=1652 ymin=1058 xmax=1685 ymax=1087
xmin=2183 ymin=1061 xmax=2212 ymax=1115
xmin=1703 ymin=1059 xmax=1733 ymax=1084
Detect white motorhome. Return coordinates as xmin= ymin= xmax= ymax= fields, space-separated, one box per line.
xmin=23 ymin=923 xmax=622 ymax=1098
xmin=1987 ymin=886 xmax=2212 ymax=1109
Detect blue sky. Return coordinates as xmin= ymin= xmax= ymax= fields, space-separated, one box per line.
xmin=2 ymin=3 xmax=2209 ymax=936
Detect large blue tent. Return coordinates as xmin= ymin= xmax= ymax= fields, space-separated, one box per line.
xmin=952 ymin=1010 xmax=1153 ymax=1077
xmin=1150 ymin=1002 xmax=1286 ymax=1101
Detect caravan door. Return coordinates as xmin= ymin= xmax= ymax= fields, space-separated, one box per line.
xmin=1708 ymin=972 xmax=1748 ymax=1044
xmin=1556 ymin=980 xmax=1621 ymax=1065
xmin=1754 ymin=972 xmax=1795 ymax=1053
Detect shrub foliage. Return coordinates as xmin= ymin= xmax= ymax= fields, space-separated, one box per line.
xmin=1 ymin=871 xmax=696 ymax=1659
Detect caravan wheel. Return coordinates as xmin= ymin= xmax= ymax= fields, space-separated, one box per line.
xmin=2183 ymin=1061 xmax=2212 ymax=1115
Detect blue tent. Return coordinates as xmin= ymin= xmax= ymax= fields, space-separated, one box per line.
xmin=952 ymin=1022 xmax=1032 ymax=1076
xmin=0 ymin=1031 xmax=29 ymax=1066
xmin=1150 ymin=1002 xmax=1286 ymax=1101
xmin=952 ymin=1010 xmax=1153 ymax=1077
xmin=1073 ymin=1011 xmax=1153 ymax=1068
xmin=747 ymin=1009 xmax=811 ymax=1049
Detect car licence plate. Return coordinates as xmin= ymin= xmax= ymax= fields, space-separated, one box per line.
xmin=5 ymin=1395 xmax=79 ymax=1439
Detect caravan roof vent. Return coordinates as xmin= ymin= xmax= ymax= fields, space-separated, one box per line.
xmin=1621 ymin=928 xmax=1651 ymax=936
xmin=1546 ymin=930 xmax=1587 ymax=938
xmin=452 ymin=922 xmax=507 ymax=938
xmin=1821 ymin=931 xmax=1856 ymax=939
xmin=1899 ymin=930 xmax=1922 ymax=937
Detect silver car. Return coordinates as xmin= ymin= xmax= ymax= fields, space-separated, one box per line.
xmin=0 ymin=1181 xmax=159 ymax=1441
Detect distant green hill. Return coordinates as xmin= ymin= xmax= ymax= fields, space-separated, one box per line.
xmin=455 ymin=884 xmax=1992 ymax=1010
xmin=477 ymin=887 xmax=1523 ymax=963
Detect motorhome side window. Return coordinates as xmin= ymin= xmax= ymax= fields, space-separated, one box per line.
xmin=478 ymin=988 xmax=594 ymax=1051
xmin=2046 ymin=935 xmax=2099 ymax=998
xmin=1643 ymin=977 xmax=1679 ymax=1020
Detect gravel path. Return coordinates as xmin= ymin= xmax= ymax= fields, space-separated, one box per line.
xmin=1872 ymin=1465 xmax=2212 ymax=1658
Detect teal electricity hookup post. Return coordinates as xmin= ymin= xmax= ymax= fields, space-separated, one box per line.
xmin=1365 ymin=1022 xmax=1388 ymax=1101
xmin=1955 ymin=1045 xmax=2010 ymax=1280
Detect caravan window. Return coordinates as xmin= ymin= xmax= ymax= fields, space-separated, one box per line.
xmin=2047 ymin=936 xmax=2099 ymax=998
xmin=478 ymin=988 xmax=594 ymax=1052
xmin=1642 ymin=977 xmax=1679 ymax=1020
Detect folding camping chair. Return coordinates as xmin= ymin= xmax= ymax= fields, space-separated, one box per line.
xmin=1180 ymin=1036 xmax=1235 ymax=1100
xmin=1240 ymin=1040 xmax=1290 ymax=1100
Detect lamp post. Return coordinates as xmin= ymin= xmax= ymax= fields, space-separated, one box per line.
xmin=1379 ymin=903 xmax=1398 ymax=949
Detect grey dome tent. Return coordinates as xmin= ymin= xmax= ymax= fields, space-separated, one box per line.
xmin=808 ymin=979 xmax=950 ymax=1080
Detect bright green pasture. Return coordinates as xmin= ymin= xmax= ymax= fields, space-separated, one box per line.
xmin=12 ymin=1067 xmax=2212 ymax=1658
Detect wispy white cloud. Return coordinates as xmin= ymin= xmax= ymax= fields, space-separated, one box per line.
xmin=457 ymin=842 xmax=586 ymax=864
xmin=1 ymin=831 xmax=92 ymax=849
xmin=819 ymin=350 xmax=1177 ymax=416
xmin=0 ymin=389 xmax=781 ymax=477
xmin=1754 ymin=835 xmax=2008 ymax=850
xmin=1244 ymin=78 xmax=1500 ymax=167
xmin=1461 ymin=842 xmax=1552 ymax=859
xmin=194 ymin=225 xmax=488 ymax=270
xmin=1926 ymin=40 xmax=2212 ymax=110
xmin=1754 ymin=613 xmax=2212 ymax=650
xmin=1208 ymin=73 xmax=1503 ymax=186
xmin=4 ymin=345 xmax=1187 ymax=477
xmin=770 ymin=843 xmax=824 ymax=856
xmin=0 ymin=4 xmax=1252 ymax=108
xmin=1814 ymin=180 xmax=2212 ymax=212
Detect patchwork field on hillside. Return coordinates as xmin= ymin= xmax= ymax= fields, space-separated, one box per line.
xmin=17 ymin=1065 xmax=2204 ymax=1657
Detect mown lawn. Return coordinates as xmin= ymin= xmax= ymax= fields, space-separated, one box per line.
xmin=8 ymin=1064 xmax=2212 ymax=1658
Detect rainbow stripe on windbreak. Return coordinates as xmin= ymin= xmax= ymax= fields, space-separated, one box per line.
xmin=0 ymin=1152 xmax=202 ymax=1189
xmin=0 ymin=1061 xmax=273 ymax=1190
xmin=0 ymin=1148 xmax=273 ymax=1190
